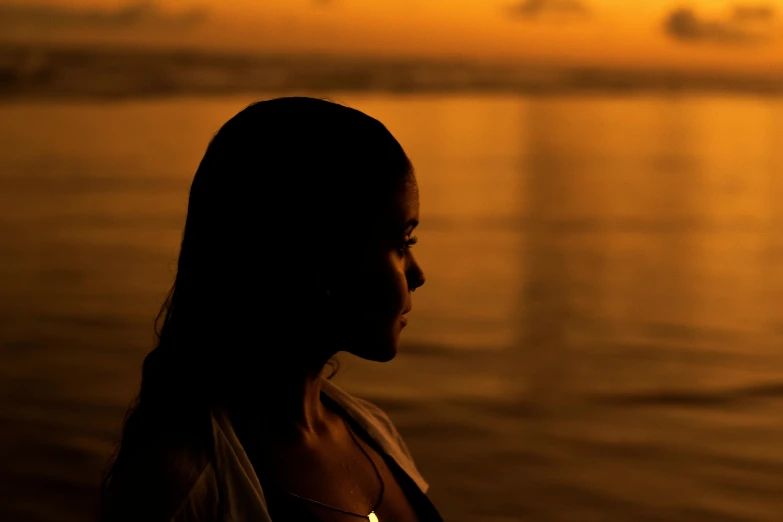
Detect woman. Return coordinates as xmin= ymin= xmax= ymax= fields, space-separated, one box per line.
xmin=99 ymin=97 xmax=441 ymax=522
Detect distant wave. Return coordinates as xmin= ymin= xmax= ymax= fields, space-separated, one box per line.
xmin=414 ymin=215 xmax=774 ymax=234
xmin=593 ymin=382 xmax=783 ymax=408
xmin=1 ymin=42 xmax=782 ymax=101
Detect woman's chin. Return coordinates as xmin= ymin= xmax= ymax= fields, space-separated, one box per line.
xmin=371 ymin=346 xmax=398 ymax=363
xmin=346 ymin=335 xmax=399 ymax=363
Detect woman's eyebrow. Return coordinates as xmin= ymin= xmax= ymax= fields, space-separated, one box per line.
xmin=403 ymin=218 xmax=419 ymax=230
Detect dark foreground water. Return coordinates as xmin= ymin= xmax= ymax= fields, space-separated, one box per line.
xmin=2 ymin=94 xmax=783 ymax=522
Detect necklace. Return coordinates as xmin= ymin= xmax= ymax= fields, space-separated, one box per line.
xmin=283 ymin=417 xmax=385 ymax=522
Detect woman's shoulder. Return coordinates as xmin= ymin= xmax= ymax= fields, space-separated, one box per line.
xmin=321 ymin=379 xmax=398 ymax=430
xmin=349 ymin=393 xmax=399 ymax=430
xmin=102 ymin=431 xmax=218 ymax=522
xmin=321 ymin=379 xmax=423 ymax=478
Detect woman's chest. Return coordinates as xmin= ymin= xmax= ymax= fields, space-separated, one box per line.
xmin=260 ymin=438 xmax=423 ymax=522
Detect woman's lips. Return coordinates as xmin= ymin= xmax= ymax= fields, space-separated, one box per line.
xmin=400 ymin=306 xmax=411 ymax=326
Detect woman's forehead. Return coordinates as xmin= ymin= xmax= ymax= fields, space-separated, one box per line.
xmin=392 ymin=177 xmax=419 ymax=225
xmin=351 ymin=175 xmax=418 ymax=236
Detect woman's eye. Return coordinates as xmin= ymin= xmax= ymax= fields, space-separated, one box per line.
xmin=399 ymin=235 xmax=418 ymax=253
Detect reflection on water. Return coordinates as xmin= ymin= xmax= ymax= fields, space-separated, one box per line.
xmin=1 ymin=94 xmax=783 ymax=521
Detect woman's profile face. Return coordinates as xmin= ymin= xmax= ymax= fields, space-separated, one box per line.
xmin=331 ymin=174 xmax=425 ymax=362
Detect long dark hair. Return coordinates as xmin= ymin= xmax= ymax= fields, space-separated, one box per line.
xmin=100 ymin=97 xmax=413 ymax=518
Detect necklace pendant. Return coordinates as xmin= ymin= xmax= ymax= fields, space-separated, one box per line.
xmin=368 ymin=512 xmax=379 ymax=522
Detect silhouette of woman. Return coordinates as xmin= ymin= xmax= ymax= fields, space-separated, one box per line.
xmin=99 ymin=97 xmax=441 ymax=522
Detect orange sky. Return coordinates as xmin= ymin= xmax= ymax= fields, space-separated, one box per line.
xmin=4 ymin=0 xmax=783 ymax=74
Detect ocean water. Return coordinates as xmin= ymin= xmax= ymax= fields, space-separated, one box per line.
xmin=1 ymin=93 xmax=783 ymax=522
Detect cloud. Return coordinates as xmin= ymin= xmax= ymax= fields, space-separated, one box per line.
xmin=731 ymin=4 xmax=776 ymax=22
xmin=0 ymin=1 xmax=209 ymax=30
xmin=506 ymin=0 xmax=590 ymax=19
xmin=663 ymin=6 xmax=773 ymax=45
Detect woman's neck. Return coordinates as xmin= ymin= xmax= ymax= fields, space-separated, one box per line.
xmin=226 ymin=355 xmax=340 ymax=445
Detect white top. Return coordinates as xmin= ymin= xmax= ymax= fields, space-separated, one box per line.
xmin=169 ymin=377 xmax=429 ymax=522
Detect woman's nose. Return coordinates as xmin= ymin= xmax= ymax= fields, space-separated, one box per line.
xmin=409 ymin=257 xmax=425 ymax=291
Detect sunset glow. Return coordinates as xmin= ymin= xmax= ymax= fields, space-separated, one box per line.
xmin=2 ymin=0 xmax=782 ymax=74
